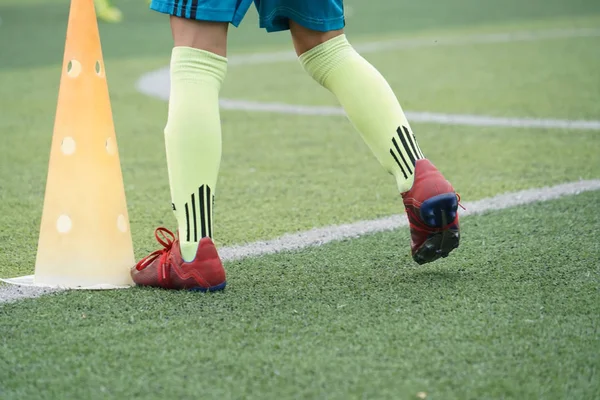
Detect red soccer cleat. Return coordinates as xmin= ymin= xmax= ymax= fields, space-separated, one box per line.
xmin=401 ymin=159 xmax=462 ymax=265
xmin=131 ymin=227 xmax=226 ymax=291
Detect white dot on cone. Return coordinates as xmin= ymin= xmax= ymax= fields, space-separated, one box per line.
xmin=56 ymin=215 xmax=72 ymax=233
xmin=117 ymin=215 xmax=128 ymax=232
xmin=67 ymin=60 xmax=81 ymax=78
xmin=105 ymin=137 xmax=116 ymax=155
xmin=95 ymin=60 xmax=105 ymax=78
xmin=61 ymin=137 xmax=76 ymax=155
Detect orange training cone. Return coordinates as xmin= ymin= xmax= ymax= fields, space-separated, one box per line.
xmin=2 ymin=0 xmax=134 ymax=289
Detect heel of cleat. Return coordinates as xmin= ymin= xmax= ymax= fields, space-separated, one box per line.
xmin=190 ymin=281 xmax=227 ymax=293
xmin=419 ymin=193 xmax=458 ymax=227
xmin=413 ymin=230 xmax=460 ymax=265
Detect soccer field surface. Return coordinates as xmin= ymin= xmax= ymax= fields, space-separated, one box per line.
xmin=1 ymin=0 xmax=600 ymax=398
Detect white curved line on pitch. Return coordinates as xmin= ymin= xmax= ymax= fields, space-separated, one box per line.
xmin=216 ymin=99 xmax=600 ymax=130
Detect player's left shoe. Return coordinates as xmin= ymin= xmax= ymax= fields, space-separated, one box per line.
xmin=131 ymin=227 xmax=227 ymax=291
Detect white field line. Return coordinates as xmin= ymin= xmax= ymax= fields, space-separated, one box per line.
xmin=217 ymin=99 xmax=600 ymax=130
xmin=2 ymin=179 xmax=600 ymax=304
xmin=136 ymin=27 xmax=600 ymax=131
xmin=218 ymin=179 xmax=600 ymax=260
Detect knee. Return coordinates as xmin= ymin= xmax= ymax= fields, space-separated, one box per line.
xmin=170 ymin=17 xmax=229 ymax=57
xmin=289 ymin=19 xmax=344 ymax=56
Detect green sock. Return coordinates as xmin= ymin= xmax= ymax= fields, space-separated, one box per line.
xmin=164 ymin=46 xmax=227 ymax=261
xmin=300 ymin=34 xmax=424 ymax=193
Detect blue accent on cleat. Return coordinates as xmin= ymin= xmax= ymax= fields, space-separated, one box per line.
xmin=419 ymin=193 xmax=458 ymax=227
xmin=190 ymin=281 xmax=227 ymax=293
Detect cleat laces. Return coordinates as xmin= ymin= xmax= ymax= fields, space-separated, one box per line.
xmin=135 ymin=227 xmax=176 ymax=273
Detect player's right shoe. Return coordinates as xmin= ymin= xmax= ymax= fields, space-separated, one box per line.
xmin=131 ymin=227 xmax=227 ymax=292
xmin=401 ymin=159 xmax=462 ymax=265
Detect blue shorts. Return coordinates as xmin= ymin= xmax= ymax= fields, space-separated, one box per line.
xmin=150 ymin=0 xmax=345 ymax=33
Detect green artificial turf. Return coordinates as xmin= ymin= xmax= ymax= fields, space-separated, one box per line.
xmin=1 ymin=191 xmax=599 ymax=400
xmin=1 ymin=1 xmax=599 ymax=398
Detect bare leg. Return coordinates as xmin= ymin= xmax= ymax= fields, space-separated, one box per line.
xmin=289 ymin=20 xmax=343 ymax=56
xmin=170 ymin=17 xmax=229 ymax=56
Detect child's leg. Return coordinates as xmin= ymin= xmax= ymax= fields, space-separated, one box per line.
xmin=164 ymin=18 xmax=228 ymax=261
xmin=132 ymin=1 xmax=255 ymax=290
xmin=290 ymin=19 xmax=460 ymax=264
xmin=148 ymin=0 xmax=255 ymax=261
xmin=291 ymin=21 xmax=423 ymax=193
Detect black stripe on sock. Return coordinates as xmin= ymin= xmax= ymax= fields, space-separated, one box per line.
xmin=206 ymin=185 xmax=212 ymax=238
xmin=190 ymin=0 xmax=198 ymax=19
xmin=397 ymin=127 xmax=417 ymax=167
xmin=413 ymin=133 xmax=424 ymax=159
xmin=191 ymin=193 xmax=198 ymax=242
xmin=402 ymin=126 xmax=423 ymax=160
xmin=199 ymin=185 xmax=207 ymax=238
xmin=184 ymin=203 xmax=190 ymax=242
xmin=410 ymin=129 xmax=425 ymax=159
xmin=392 ymin=137 xmax=413 ymax=174
xmin=389 ymin=149 xmax=408 ymax=179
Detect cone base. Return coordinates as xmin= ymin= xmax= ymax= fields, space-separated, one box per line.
xmin=1 ymin=275 xmax=132 ymax=290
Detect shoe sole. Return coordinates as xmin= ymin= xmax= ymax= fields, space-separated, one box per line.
xmin=189 ymin=281 xmax=227 ymax=293
xmin=413 ymin=193 xmax=460 ymax=265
